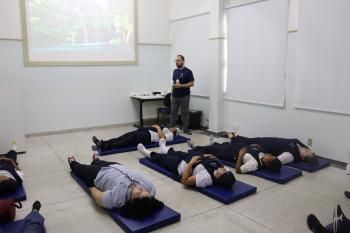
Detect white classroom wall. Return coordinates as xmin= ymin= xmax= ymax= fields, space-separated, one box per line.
xmin=169 ymin=0 xmax=211 ymax=127
xmin=0 ymin=0 xmax=171 ymax=134
xmin=170 ymin=0 xmax=350 ymax=162
xmin=222 ymin=0 xmax=350 ymax=162
xmin=0 ymin=0 xmax=349 ymax=162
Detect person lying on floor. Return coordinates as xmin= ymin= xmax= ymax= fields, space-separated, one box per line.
xmin=20 ymin=201 xmax=45 ymax=233
xmin=68 ymin=154 xmax=163 ymax=219
xmin=137 ymin=138 xmax=236 ymax=188
xmin=187 ymin=141 xmax=282 ymax=174
xmin=224 ymin=132 xmax=318 ymax=165
xmin=307 ymin=204 xmax=350 ymax=233
xmin=92 ymin=125 xmax=178 ymax=151
xmin=0 ymin=150 xmax=23 ymax=196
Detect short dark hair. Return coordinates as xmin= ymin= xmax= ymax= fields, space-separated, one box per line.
xmin=177 ymin=55 xmax=185 ymax=61
xmin=215 ymin=171 xmax=236 ymax=189
xmin=303 ymin=154 xmax=319 ymax=165
xmin=121 ymin=197 xmax=164 ymax=219
xmin=265 ymin=158 xmax=282 ymax=172
xmin=0 ymin=178 xmax=18 ymax=195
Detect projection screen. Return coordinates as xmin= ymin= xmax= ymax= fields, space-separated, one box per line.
xmin=21 ymin=0 xmax=137 ymax=65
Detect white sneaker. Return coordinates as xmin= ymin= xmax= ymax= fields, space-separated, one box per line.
xmin=137 ymin=143 xmax=151 ymax=158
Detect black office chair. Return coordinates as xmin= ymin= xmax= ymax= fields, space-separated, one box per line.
xmin=156 ymin=93 xmax=171 ymax=124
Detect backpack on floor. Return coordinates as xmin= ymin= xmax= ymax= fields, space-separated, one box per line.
xmin=0 ymin=199 xmax=22 ymax=223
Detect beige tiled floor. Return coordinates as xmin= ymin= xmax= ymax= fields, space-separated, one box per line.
xmin=14 ymin=125 xmax=350 ymax=233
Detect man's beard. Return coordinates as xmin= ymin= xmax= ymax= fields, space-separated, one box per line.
xmin=176 ymin=63 xmax=183 ymax=68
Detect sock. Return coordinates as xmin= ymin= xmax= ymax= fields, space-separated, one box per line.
xmin=159 ymin=138 xmax=171 ymax=154
xmin=187 ymin=140 xmax=196 ymax=149
xmin=346 ymin=161 xmax=350 ymax=175
xmin=137 ymin=144 xmax=151 ymax=158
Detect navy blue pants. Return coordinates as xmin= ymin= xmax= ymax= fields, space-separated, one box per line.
xmin=70 ymin=160 xmax=119 ymax=187
xmin=20 ymin=211 xmax=45 ymax=233
xmin=150 ymin=149 xmax=191 ymax=175
xmin=193 ymin=142 xmax=246 ymax=162
xmin=100 ymin=130 xmax=151 ymax=150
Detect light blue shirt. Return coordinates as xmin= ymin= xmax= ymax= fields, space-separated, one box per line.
xmin=94 ymin=164 xmax=156 ymax=209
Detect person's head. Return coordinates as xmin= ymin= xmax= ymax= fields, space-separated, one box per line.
xmin=121 ymin=197 xmax=164 ymax=219
xmin=175 ymin=55 xmax=185 ymax=68
xmin=131 ymin=186 xmax=151 ymax=201
xmin=299 ymin=147 xmax=318 ymax=162
xmin=0 ymin=177 xmax=18 ymax=195
xmin=214 ymin=168 xmax=236 ymax=189
xmin=261 ymin=154 xmax=282 ymax=172
xmin=299 ymin=147 xmax=314 ymax=157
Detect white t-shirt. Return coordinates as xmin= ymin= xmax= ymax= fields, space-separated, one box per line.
xmin=277 ymin=152 xmax=294 ymax=164
xmin=240 ymin=153 xmax=264 ymax=174
xmin=0 ymin=169 xmax=24 ymax=181
xmin=163 ymin=128 xmax=174 ymax=141
xmin=149 ymin=127 xmax=174 ymax=142
xmin=177 ymin=161 xmax=212 ymax=188
xmin=240 ymin=152 xmax=294 ymax=173
xmin=149 ymin=130 xmax=159 ymax=142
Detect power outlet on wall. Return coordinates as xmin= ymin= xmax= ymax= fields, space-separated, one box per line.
xmin=307 ymin=138 xmax=313 ymax=147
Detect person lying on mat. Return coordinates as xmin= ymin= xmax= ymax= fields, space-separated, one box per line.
xmin=224 ymin=132 xmax=318 ymax=165
xmin=68 ymin=154 xmax=163 ymax=219
xmin=20 ymin=201 xmax=45 ymax=233
xmin=307 ymin=204 xmax=350 ymax=233
xmin=187 ymin=141 xmax=282 ymax=174
xmin=0 ymin=150 xmax=23 ymax=196
xmin=137 ymin=138 xmax=236 ymax=188
xmin=92 ymin=125 xmax=179 ymax=151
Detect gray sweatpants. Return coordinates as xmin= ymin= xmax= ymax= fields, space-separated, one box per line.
xmin=170 ymin=95 xmax=190 ymax=131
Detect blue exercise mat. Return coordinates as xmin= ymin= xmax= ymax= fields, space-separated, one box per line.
xmin=219 ymin=160 xmax=302 ymax=184
xmin=139 ymin=158 xmax=257 ymax=204
xmin=0 ymin=220 xmax=47 ymax=233
xmin=70 ymin=172 xmax=181 ymax=233
xmin=287 ymin=158 xmax=330 ymax=173
xmin=92 ymin=135 xmax=190 ymax=156
xmin=0 ymin=184 xmax=26 ymax=202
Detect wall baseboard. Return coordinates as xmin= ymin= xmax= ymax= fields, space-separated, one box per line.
xmin=26 ymin=119 xmax=156 ymax=137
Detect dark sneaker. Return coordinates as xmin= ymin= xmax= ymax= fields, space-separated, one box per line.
xmin=333 ymin=204 xmax=349 ymax=233
xmin=345 ymin=191 xmax=350 ymax=199
xmin=32 ymin=201 xmax=41 ymax=212
xmin=92 ymin=136 xmax=102 ymax=148
xmin=307 ymin=214 xmax=327 ymax=233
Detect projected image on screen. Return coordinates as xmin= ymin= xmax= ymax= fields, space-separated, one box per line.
xmin=22 ymin=0 xmax=137 ymax=65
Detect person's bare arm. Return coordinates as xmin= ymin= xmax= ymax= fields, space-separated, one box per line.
xmin=90 ymin=187 xmax=106 ymax=207
xmin=174 ymin=81 xmax=194 ymax=89
xmin=235 ymin=148 xmax=247 ymax=174
xmin=203 ymin=154 xmax=218 ymax=160
xmin=181 ymin=156 xmax=200 ymax=186
xmin=152 ymin=125 xmax=166 ymax=139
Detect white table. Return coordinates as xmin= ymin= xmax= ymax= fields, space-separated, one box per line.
xmin=130 ymin=94 xmax=165 ymax=128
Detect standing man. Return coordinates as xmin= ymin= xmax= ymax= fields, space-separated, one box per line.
xmin=170 ymin=55 xmax=195 ymax=135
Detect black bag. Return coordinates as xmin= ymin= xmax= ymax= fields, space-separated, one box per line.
xmin=164 ymin=93 xmax=171 ymax=108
